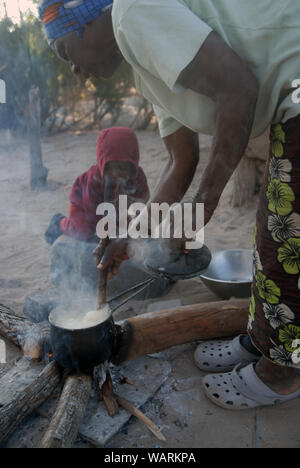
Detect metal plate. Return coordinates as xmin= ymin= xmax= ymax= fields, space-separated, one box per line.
xmin=144 ymin=242 xmax=212 ymax=280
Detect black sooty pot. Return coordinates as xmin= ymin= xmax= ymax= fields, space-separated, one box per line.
xmin=49 ymin=312 xmax=115 ymax=371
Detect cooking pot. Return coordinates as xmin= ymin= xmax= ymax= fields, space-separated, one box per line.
xmin=49 ymin=306 xmax=116 ymax=371
xmin=49 ymin=242 xmax=212 ymax=371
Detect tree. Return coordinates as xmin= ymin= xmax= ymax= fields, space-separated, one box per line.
xmin=0 ymin=13 xmax=137 ymax=134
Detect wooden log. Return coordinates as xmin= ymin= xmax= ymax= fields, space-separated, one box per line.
xmin=28 ymin=86 xmax=48 ymax=190
xmin=1 ymin=299 xmax=249 ymax=366
xmin=0 ymin=359 xmax=60 ymax=447
xmin=1 ymin=299 xmax=249 ymax=447
xmin=0 ymin=303 xmax=51 ymax=360
xmin=0 ymin=303 xmax=26 ymax=347
xmin=1 ymin=298 xmax=249 ymax=364
xmin=113 ymin=298 xmax=250 ymax=364
xmin=22 ymin=325 xmax=51 ymax=361
xmin=39 ymin=373 xmax=92 ymax=448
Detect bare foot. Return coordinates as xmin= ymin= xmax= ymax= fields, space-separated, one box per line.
xmin=255 ymin=357 xmax=300 ymax=395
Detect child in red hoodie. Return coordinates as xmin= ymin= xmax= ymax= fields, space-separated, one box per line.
xmin=45 ymin=127 xmax=150 ymax=245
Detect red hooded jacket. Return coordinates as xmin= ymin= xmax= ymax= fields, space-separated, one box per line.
xmin=60 ymin=127 xmax=150 ymax=240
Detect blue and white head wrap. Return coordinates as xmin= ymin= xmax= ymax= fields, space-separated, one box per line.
xmin=39 ymin=0 xmax=113 ymax=45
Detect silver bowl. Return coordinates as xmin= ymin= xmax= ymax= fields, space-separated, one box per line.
xmin=199 ymin=249 xmax=253 ymax=299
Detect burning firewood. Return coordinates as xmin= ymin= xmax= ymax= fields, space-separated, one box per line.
xmin=0 ymin=304 xmax=27 ymax=348
xmin=0 ymin=360 xmax=60 ymax=447
xmin=39 ymin=373 xmax=93 ymax=449
xmin=0 ymin=298 xmax=249 ymax=448
xmin=0 ymin=303 xmax=51 ymax=360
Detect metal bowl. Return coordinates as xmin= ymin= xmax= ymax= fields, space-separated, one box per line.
xmin=199 ymin=249 xmax=253 ymax=299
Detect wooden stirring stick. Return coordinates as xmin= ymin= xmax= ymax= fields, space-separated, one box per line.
xmin=94 ymin=238 xmax=109 ymax=309
xmin=98 ymin=269 xmax=108 ymax=308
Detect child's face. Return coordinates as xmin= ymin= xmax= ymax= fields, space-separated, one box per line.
xmin=103 ymin=161 xmax=137 ymax=201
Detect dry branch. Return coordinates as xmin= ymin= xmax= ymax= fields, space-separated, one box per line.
xmin=115 ymin=394 xmax=166 ymax=442
xmin=101 ymin=371 xmax=119 ymax=418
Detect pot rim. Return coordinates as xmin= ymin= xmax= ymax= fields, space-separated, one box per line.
xmin=48 ymin=307 xmax=113 ymax=332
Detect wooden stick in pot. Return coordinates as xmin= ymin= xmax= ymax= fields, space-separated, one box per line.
xmin=98 ymin=269 xmax=108 ymax=309
xmin=94 ymin=238 xmax=109 ymax=308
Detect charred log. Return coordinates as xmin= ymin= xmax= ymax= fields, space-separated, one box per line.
xmin=0 ymin=303 xmax=51 ymax=360
xmin=112 ymin=298 xmax=249 ymax=364
xmin=39 ymin=373 xmax=92 ymax=448
xmin=0 ymin=360 xmax=60 ymax=447
xmin=1 ymin=299 xmax=249 ymax=447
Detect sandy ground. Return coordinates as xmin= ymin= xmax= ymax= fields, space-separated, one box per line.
xmin=2 ymin=125 xmax=289 ymax=449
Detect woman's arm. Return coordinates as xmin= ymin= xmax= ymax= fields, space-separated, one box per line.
xmin=150 ymin=126 xmax=199 ymax=206
xmin=146 ymin=31 xmax=258 ymax=225
xmin=178 ymin=31 xmax=258 ymax=223
xmin=99 ymin=30 xmax=259 ymax=273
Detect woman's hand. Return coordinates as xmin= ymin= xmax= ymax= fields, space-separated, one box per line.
xmin=97 ymin=238 xmax=132 ymax=279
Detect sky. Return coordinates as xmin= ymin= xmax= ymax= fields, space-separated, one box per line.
xmin=0 ymin=1 xmax=38 ymax=23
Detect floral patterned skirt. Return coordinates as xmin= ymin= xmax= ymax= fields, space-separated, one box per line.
xmin=248 ymin=115 xmax=300 ymax=368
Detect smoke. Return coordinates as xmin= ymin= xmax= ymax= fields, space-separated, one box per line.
xmin=18 ymin=321 xmax=51 ymax=361
xmin=50 ymin=296 xmax=108 ymax=330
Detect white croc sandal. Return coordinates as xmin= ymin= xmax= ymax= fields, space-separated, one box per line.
xmin=202 ymin=363 xmax=300 ymax=410
xmin=194 ymin=335 xmax=259 ymax=373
